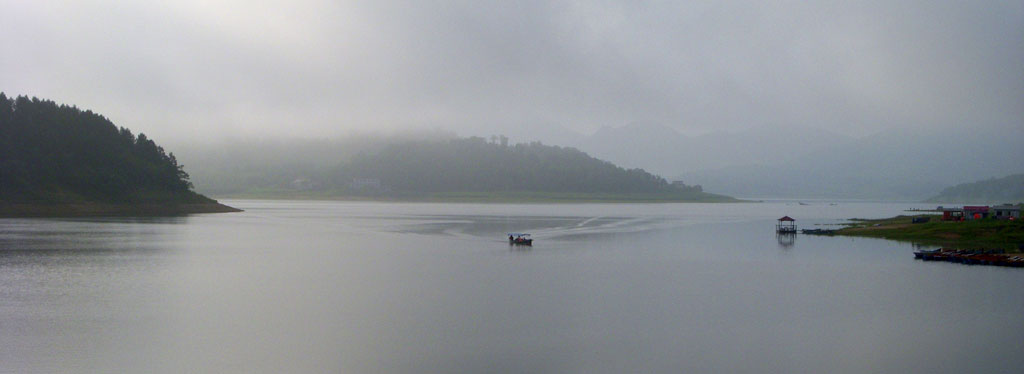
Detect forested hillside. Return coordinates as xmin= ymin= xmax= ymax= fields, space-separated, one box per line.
xmin=176 ymin=135 xmax=731 ymax=201
xmin=0 ymin=94 xmax=236 ymax=215
xmin=926 ymin=174 xmax=1024 ymax=203
xmin=340 ymin=137 xmax=685 ymax=194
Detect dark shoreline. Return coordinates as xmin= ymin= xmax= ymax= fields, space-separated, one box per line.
xmin=0 ymin=202 xmax=242 ymax=217
xmin=210 ymin=190 xmax=742 ymax=203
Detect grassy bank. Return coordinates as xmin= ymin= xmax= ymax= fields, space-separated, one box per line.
xmin=836 ymin=215 xmax=1024 ymax=251
xmin=212 ymin=188 xmax=741 ymax=203
xmin=0 ymin=201 xmax=241 ymax=217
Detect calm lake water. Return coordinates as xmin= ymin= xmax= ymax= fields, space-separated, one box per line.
xmin=1 ymin=200 xmax=1022 ymax=373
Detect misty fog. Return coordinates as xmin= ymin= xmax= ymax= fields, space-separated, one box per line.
xmin=4 ymin=1 xmax=1023 ymax=199
xmin=4 ymin=1 xmax=1021 ymax=140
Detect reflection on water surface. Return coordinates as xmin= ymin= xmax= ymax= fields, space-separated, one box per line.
xmin=1 ymin=200 xmax=1022 ymax=373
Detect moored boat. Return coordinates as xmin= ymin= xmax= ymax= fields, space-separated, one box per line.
xmin=801 ymin=228 xmax=836 ymax=235
xmin=913 ymin=248 xmax=1024 ymax=267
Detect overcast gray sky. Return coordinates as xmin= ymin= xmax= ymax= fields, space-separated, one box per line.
xmin=2 ymin=0 xmax=1021 ymax=142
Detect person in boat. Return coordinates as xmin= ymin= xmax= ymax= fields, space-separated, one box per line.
xmin=509 ymin=234 xmax=514 ymax=241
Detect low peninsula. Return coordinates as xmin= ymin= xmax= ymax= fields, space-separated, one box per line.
xmin=834 ymin=214 xmax=1023 ymax=252
xmin=0 ymin=94 xmax=239 ymax=217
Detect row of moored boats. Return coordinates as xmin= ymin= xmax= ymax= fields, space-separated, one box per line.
xmin=913 ymin=248 xmax=1024 ymax=267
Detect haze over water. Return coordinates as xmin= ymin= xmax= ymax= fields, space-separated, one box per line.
xmin=2 ymin=200 xmax=1023 ymax=373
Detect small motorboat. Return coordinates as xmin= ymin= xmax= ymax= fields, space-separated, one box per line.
xmin=508 ymin=233 xmax=533 ymax=245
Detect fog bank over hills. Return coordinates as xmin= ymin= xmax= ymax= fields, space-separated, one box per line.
xmin=465 ymin=122 xmax=1023 ymax=200
xmin=574 ymin=122 xmax=856 ymax=176
xmin=169 ymin=130 xmax=458 ymax=195
xmin=170 ymin=132 xmax=727 ymax=202
xmin=466 ymin=121 xmax=854 ymax=175
xmin=8 ymin=0 xmax=1021 ymax=201
xmin=173 ymin=122 xmax=1022 ymax=201
xmin=680 ymin=126 xmax=1023 ymax=200
xmin=6 ymin=2 xmax=1021 ymax=145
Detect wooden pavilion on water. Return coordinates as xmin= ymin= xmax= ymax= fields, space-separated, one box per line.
xmin=776 ymin=216 xmax=797 ymax=234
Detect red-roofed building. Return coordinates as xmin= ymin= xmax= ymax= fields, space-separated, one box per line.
xmin=963 ymin=206 xmax=990 ymax=220
xmin=941 ymin=207 xmax=965 ymax=221
xmin=777 ymin=216 xmax=797 ymax=233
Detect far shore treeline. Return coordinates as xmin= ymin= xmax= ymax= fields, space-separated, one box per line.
xmin=342 ymin=138 xmax=701 ymax=194
xmin=0 ymin=94 xmax=237 ymax=216
xmin=0 ymin=94 xmax=731 ymax=209
xmin=176 ymin=135 xmax=734 ymax=202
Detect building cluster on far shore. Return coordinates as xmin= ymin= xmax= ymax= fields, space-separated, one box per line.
xmin=938 ymin=204 xmax=1021 ymax=221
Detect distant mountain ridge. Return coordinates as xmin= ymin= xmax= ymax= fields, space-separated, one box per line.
xmin=682 ymin=126 xmax=1024 ymax=199
xmin=542 ymin=121 xmax=1023 ymax=200
xmin=926 ymin=173 xmax=1024 ymax=203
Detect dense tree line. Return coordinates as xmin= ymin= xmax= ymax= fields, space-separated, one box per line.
xmin=334 ymin=136 xmax=684 ymax=194
xmin=0 ymin=94 xmax=206 ymax=203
